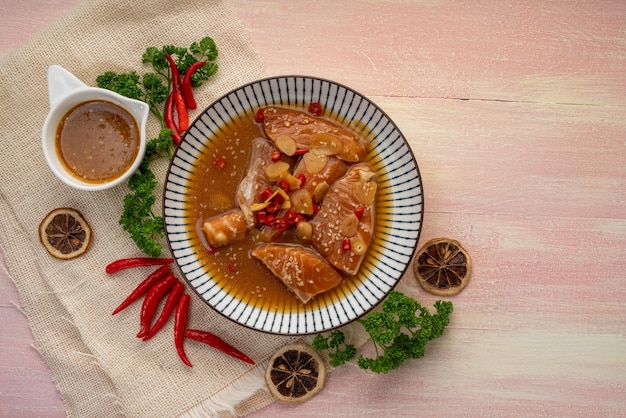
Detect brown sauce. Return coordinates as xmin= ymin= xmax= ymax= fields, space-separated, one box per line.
xmin=185 ymin=111 xmax=373 ymax=312
xmin=55 ymin=100 xmax=139 ymax=183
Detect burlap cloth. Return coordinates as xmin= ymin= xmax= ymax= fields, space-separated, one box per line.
xmin=0 ymin=0 xmax=305 ymax=416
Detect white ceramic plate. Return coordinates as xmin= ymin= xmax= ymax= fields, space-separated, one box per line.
xmin=163 ymin=76 xmax=423 ymax=335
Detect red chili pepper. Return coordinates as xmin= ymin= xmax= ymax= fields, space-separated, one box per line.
xmin=256 ymin=210 xmax=267 ymax=226
xmin=176 ymin=96 xmax=189 ymax=132
xmin=255 ymin=108 xmax=265 ymax=123
xmin=136 ymin=273 xmax=178 ymax=338
xmin=165 ymin=91 xmax=182 ymax=145
xmin=273 ymin=217 xmax=287 ymax=232
xmin=296 ymin=173 xmax=306 ymax=187
xmin=266 ymin=201 xmax=280 ymax=213
xmin=342 ymin=238 xmax=352 ymax=251
xmin=181 ymin=60 xmax=206 ymax=110
xmin=165 ymin=53 xmax=189 ymax=132
xmin=111 ymin=264 xmax=171 ymax=315
xmin=142 ymin=281 xmax=185 ymax=341
xmin=270 ymin=149 xmax=281 ymax=162
xmin=309 ymin=102 xmax=322 ymax=116
xmin=185 ymin=329 xmax=255 ymax=365
xmin=214 ymin=156 xmax=227 ymax=171
xmin=227 ymin=260 xmax=238 ymax=273
xmin=175 ymin=294 xmax=192 ymax=367
xmin=266 ymin=214 xmax=276 ymax=227
xmin=354 ymin=206 xmax=365 ymax=220
xmin=293 ymin=148 xmax=309 ymax=156
xmin=284 ymin=210 xmax=298 ymax=225
xmin=278 ymin=178 xmax=290 ymax=193
xmin=259 ymin=187 xmax=273 ymax=202
xmin=272 ymin=190 xmax=285 ymax=205
xmin=106 ymin=257 xmax=174 ymax=274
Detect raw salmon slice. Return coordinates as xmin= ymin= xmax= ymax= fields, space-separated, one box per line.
xmin=202 ymin=209 xmax=248 ymax=248
xmin=236 ymin=137 xmax=276 ymax=228
xmin=310 ymin=163 xmax=377 ymax=275
xmin=251 ymin=243 xmax=342 ymax=304
xmin=262 ymin=106 xmax=368 ymax=162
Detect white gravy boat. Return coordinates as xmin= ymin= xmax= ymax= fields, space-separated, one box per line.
xmin=42 ymin=65 xmax=149 ymax=191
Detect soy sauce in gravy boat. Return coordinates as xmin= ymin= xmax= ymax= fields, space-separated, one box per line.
xmin=42 ymin=65 xmax=149 ymax=191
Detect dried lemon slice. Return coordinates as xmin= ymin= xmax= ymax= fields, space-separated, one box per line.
xmin=39 ymin=208 xmax=92 ymax=260
xmin=265 ymin=342 xmax=326 ymax=404
xmin=413 ymin=237 xmax=471 ymax=296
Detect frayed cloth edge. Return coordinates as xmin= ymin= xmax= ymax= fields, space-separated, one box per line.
xmin=178 ymin=364 xmax=269 ymax=418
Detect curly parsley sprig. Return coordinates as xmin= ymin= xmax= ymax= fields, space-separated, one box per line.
xmin=311 ymin=330 xmax=357 ymax=368
xmin=312 ymin=291 xmax=454 ymax=374
xmin=96 ymin=37 xmax=218 ymax=256
xmin=118 ymin=129 xmax=174 ymax=257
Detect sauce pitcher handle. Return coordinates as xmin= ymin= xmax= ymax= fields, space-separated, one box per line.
xmin=47 ymin=65 xmax=87 ymax=108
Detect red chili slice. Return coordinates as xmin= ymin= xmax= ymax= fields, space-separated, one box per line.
xmin=214 ymin=156 xmax=227 ymax=171
xmin=354 ymin=206 xmax=365 ymax=219
xmin=266 ymin=201 xmax=280 ymax=213
xmin=271 ymin=149 xmax=282 ymax=162
xmin=255 ymin=108 xmax=265 ymax=123
xmin=308 ymin=102 xmax=322 ymax=116
xmin=256 ymin=210 xmax=267 ymax=226
xmin=278 ymin=178 xmax=290 ymax=193
xmin=293 ymin=148 xmax=309 ymax=156
xmin=272 ymin=191 xmax=285 ymax=205
xmin=296 ymin=173 xmax=306 ymax=187
xmin=342 ymin=239 xmax=352 ymax=251
xmin=273 ymin=218 xmax=287 ymax=232
xmin=284 ymin=210 xmax=298 ymax=225
xmin=259 ymin=187 xmax=273 ymax=202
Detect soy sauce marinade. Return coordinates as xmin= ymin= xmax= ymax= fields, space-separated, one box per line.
xmin=56 ymin=100 xmax=139 ymax=183
xmin=186 ymin=112 xmax=305 ymax=312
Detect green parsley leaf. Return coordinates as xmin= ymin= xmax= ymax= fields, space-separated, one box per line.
xmin=312 ymin=292 xmax=454 ymax=374
xmin=95 ymin=71 xmax=143 ymax=101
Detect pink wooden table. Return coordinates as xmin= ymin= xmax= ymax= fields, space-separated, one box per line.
xmin=2 ymin=1 xmax=625 ymax=416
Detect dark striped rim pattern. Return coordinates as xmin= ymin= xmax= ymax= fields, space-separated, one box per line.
xmin=163 ymin=76 xmax=423 ymax=335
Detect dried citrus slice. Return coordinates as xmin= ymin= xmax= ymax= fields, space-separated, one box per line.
xmin=413 ymin=237 xmax=471 ymax=296
xmin=39 ymin=208 xmax=92 ymax=260
xmin=265 ymin=342 xmax=326 ymax=404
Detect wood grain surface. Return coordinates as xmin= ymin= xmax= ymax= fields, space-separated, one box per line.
xmin=1 ymin=0 xmax=625 ymax=416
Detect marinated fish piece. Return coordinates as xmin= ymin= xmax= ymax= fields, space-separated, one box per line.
xmin=251 ymin=243 xmax=343 ymax=304
xmin=236 ymin=137 xmax=276 ymax=228
xmin=202 ymin=209 xmax=247 ymax=248
xmin=258 ymin=157 xmax=349 ymax=242
xmin=262 ymin=106 xmax=368 ymax=162
xmin=292 ymin=155 xmax=349 ymax=200
xmin=310 ymin=163 xmax=377 ymax=275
